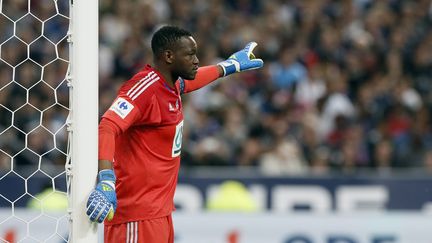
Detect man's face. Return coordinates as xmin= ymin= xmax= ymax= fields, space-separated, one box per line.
xmin=171 ymin=36 xmax=199 ymax=80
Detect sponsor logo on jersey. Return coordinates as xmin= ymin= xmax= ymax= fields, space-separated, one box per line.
xmin=172 ymin=120 xmax=184 ymax=157
xmin=110 ymin=97 xmax=134 ymax=119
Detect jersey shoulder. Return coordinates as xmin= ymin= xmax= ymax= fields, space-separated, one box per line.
xmin=119 ymin=68 xmax=162 ymax=105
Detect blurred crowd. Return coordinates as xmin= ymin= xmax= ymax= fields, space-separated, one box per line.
xmin=99 ymin=0 xmax=432 ymax=175
xmin=1 ymin=0 xmax=432 ymax=176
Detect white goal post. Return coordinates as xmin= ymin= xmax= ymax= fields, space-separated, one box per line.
xmin=0 ymin=0 xmax=99 ymax=242
xmin=68 ymin=0 xmax=99 ymax=242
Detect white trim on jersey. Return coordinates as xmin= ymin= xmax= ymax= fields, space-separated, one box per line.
xmin=127 ymin=71 xmax=158 ymax=99
xmin=127 ymin=71 xmax=154 ymax=96
xmin=130 ymin=77 xmax=160 ymax=100
xmin=126 ymin=221 xmax=138 ymax=243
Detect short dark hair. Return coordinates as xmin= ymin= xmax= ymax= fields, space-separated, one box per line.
xmin=151 ymin=26 xmax=192 ymax=57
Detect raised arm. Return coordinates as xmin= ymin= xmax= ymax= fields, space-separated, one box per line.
xmin=179 ymin=65 xmax=222 ymax=93
xmin=179 ymin=42 xmax=264 ymax=94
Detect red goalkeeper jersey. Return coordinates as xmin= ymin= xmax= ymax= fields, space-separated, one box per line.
xmin=99 ymin=65 xmax=219 ymax=225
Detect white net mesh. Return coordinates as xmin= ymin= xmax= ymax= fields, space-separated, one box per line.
xmin=0 ymin=0 xmax=70 ymax=242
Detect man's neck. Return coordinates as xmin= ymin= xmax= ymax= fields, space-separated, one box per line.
xmin=153 ymin=63 xmax=176 ymax=89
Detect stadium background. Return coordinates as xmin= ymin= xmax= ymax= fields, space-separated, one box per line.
xmin=99 ymin=0 xmax=432 ymax=173
xmin=1 ymin=0 xmax=432 ymax=242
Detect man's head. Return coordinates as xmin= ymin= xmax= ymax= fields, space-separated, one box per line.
xmin=151 ymin=26 xmax=199 ymax=80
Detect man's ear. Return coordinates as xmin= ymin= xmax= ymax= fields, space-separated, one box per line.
xmin=164 ymin=50 xmax=174 ymax=64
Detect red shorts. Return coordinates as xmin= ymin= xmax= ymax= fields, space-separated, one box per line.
xmin=104 ymin=215 xmax=174 ymax=243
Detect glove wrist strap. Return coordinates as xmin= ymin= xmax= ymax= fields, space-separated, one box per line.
xmin=218 ymin=61 xmax=237 ymax=76
xmin=98 ymin=169 xmax=116 ymax=183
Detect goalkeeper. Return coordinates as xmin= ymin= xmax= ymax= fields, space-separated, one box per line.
xmin=86 ymin=25 xmax=263 ymax=243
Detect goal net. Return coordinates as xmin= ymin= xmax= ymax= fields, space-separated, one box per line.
xmin=0 ymin=0 xmax=98 ymax=242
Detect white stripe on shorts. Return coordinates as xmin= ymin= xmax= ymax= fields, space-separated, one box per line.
xmin=126 ymin=222 xmax=138 ymax=243
xmin=134 ymin=222 xmax=138 ymax=243
xmin=126 ymin=222 xmax=130 ymax=243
